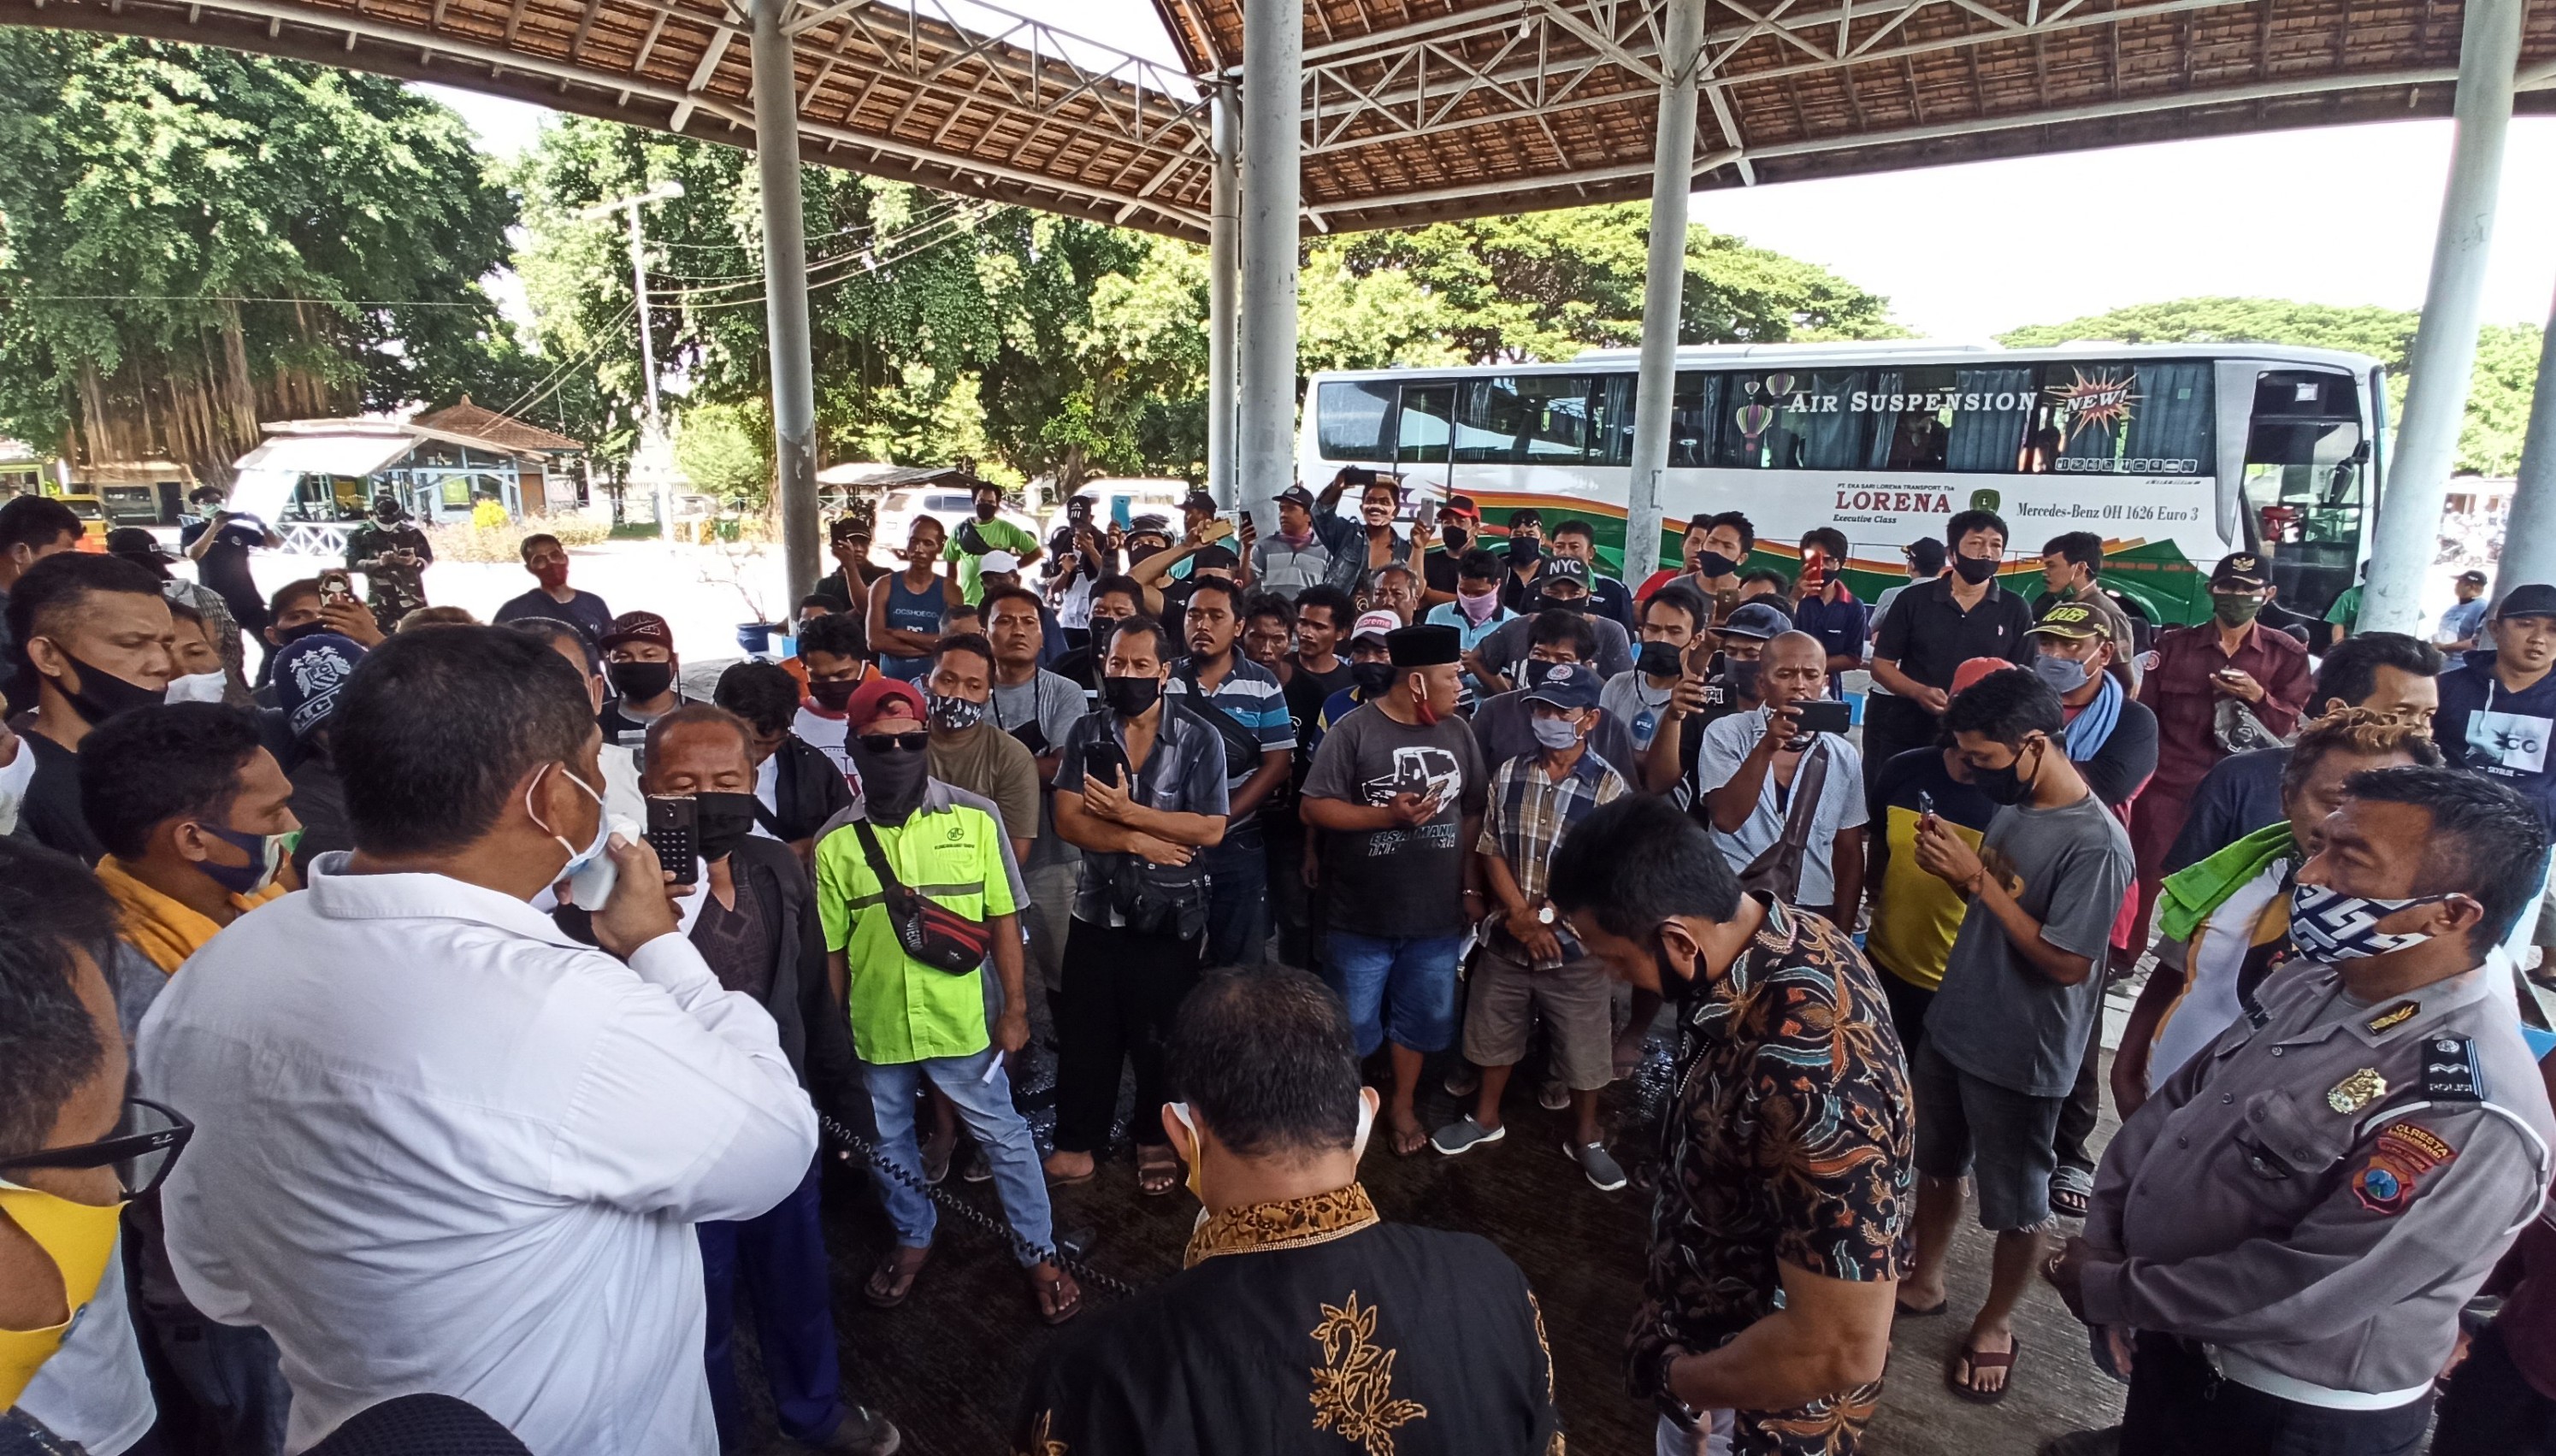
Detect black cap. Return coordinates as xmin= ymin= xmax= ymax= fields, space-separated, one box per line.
xmin=1385 ymin=623 xmax=1461 ymax=667
xmin=104 ymin=528 xmax=174 ymax=564
xmin=1539 ymin=556 xmax=1591 ymax=588
xmin=2499 ymin=583 xmax=2556 ymax=622
xmin=1277 ymin=484 xmax=1317 ymax=510
xmin=1181 ymin=490 xmax=1218 ymax=515
xmin=1192 ymin=544 xmax=1240 ymax=572
xmin=2209 ymin=552 xmax=2270 ymax=590
xmin=2458 ymin=569 xmax=2489 ymax=585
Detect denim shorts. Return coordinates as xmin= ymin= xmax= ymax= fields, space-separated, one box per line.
xmin=1910 ymin=1037 xmax=2063 ymax=1232
xmin=1322 ymin=930 xmax=1465 ymax=1056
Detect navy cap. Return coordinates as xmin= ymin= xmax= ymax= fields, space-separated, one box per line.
xmin=2499 ymin=583 xmax=2556 ymax=622
xmin=1718 ymin=601 xmax=1791 ymax=641
xmin=1523 ymin=661 xmax=1603 ymax=711
xmin=274 ymin=633 xmax=367 ymax=739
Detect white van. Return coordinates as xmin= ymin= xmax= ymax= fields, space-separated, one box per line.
xmin=871 ymin=486 xmax=1040 ymax=565
xmin=1040 ymin=477 xmax=1191 ymax=542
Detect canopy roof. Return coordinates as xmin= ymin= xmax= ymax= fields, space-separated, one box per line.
xmin=7 ymin=0 xmax=2553 ymax=242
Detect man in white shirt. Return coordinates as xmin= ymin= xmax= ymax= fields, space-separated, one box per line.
xmin=1691 ymin=631 xmax=1868 ymax=923
xmin=138 ymin=626 xmax=869 ymax=1456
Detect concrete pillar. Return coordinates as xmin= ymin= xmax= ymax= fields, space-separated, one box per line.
xmin=1207 ymin=80 xmax=1242 ymax=510
xmin=1236 ymin=0 xmax=1300 ymax=536
xmin=2492 ymin=286 xmax=2556 ymax=603
xmin=1622 ymin=0 xmax=1707 ymax=590
xmin=751 ymin=0 xmax=821 ymax=608
xmin=2359 ymin=0 xmax=2524 ymax=635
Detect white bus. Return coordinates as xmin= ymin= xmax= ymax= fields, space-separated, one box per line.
xmin=1299 ymin=340 xmax=2382 ymax=627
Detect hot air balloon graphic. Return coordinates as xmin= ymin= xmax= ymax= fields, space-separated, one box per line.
xmin=1736 ymin=401 xmax=1775 ymax=451
xmin=1764 ymin=373 xmax=1797 ymax=400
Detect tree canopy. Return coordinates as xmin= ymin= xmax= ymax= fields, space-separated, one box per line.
xmin=0 ymin=35 xmax=527 ymax=485
xmin=1998 ymin=298 xmax=2544 ymax=475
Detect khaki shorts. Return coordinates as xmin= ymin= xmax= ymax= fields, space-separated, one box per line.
xmin=1461 ymin=942 xmax=1616 ymax=1092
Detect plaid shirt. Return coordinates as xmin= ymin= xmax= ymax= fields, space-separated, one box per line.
xmin=1478 ymin=746 xmax=1628 ymax=968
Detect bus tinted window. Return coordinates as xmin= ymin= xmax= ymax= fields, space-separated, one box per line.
xmin=1396 ymin=385 xmax=1455 ymax=464
xmin=1455 ymin=375 xmax=1602 ymax=463
xmin=1708 ymin=369 xmax=1871 ymax=469
xmin=1666 ymin=371 xmax=1721 ymax=468
xmin=2028 ymin=362 xmax=2211 ymax=475
xmin=1859 ymin=366 xmax=2036 ymax=472
xmin=1315 ymin=380 xmax=1396 ymax=462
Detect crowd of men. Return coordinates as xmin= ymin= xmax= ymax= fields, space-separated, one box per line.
xmin=3 ymin=470 xmax=2554 ymax=1456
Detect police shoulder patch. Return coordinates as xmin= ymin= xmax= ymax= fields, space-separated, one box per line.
xmin=2364 ymin=999 xmax=2420 ymax=1035
xmin=2422 ymin=1035 xmax=2484 ymax=1101
xmin=2351 ymin=1122 xmax=2458 ymax=1216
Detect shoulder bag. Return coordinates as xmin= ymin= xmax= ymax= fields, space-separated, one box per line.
xmin=848 ymin=817 xmax=992 ymax=975
xmin=1737 ymin=737 xmax=1831 ymax=904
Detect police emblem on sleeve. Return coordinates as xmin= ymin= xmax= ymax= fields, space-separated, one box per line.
xmin=2352 ymin=1123 xmax=2455 ymax=1216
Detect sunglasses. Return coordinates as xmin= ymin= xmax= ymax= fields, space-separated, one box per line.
xmin=0 ymin=1098 xmax=192 ymax=1200
xmin=858 ymin=732 xmax=930 ymax=753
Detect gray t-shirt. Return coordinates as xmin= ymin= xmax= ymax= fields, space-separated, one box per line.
xmin=1301 ymin=704 xmax=1490 ymax=939
xmin=1927 ymin=792 xmax=2134 ymax=1098
xmin=992 ymin=669 xmax=1089 ymax=870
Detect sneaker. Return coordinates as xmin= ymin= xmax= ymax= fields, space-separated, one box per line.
xmin=960 ymin=1147 xmax=994 ymax=1184
xmin=1442 ymin=1065 xmax=1480 ymax=1099
xmin=1567 ymin=1139 xmax=1627 ymax=1191
xmin=810 ymin=1406 xmax=901 ymax=1454
xmin=1538 ymin=1080 xmax=1570 ymax=1112
xmin=1429 ymin=1115 xmax=1506 ymax=1156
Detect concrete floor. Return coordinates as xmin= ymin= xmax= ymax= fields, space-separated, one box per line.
xmin=725 ymin=1022 xmax=2127 ymax=1456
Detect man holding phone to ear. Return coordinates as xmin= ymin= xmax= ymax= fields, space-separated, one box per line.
xmin=1691 ymin=631 xmax=1868 ymax=924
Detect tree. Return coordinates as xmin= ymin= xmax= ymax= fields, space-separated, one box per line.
xmin=672 ymin=399 xmax=771 ymax=509
xmin=0 ymin=34 xmax=526 ymax=486
xmin=1998 ymin=298 xmax=2542 ymax=475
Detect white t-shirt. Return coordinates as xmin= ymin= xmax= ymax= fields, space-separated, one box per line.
xmin=1691 ymin=709 xmax=1868 ymax=906
xmin=2146 ymin=858 xmax=2291 ymax=1087
xmin=794 ymin=704 xmax=856 ymax=789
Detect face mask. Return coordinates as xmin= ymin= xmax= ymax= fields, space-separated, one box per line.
xmin=1101 ymin=675 xmax=1161 ymax=718
xmin=606 ymin=660 xmax=675 ymax=702
xmin=974 ymin=502 xmax=997 ymax=522
xmin=195 ymin=822 xmax=302 ymax=897
xmin=1168 ymin=1098 xmax=1376 ymax=1207
xmin=2031 ymin=653 xmax=2093 ymax=693
xmin=46 ymin=647 xmax=166 ymax=725
xmin=1350 ymin=661 xmax=1396 ymax=698
xmin=849 ymin=734 xmax=931 ymax=824
xmin=1637 ymin=641 xmax=1685 ymax=680
xmin=2289 ymin=883 xmax=2457 ymax=962
xmin=2211 ymin=592 xmax=2264 ymax=627
xmin=273 ymin=620 xmax=331 ymax=647
xmin=528 ymin=763 xmax=612 ymax=905
xmin=809 ymin=676 xmax=859 ymax=711
xmin=1441 ymin=527 xmax=1469 ymax=551
xmin=165 ymin=670 xmax=228 ymax=704
xmin=1726 ymin=659 xmax=1762 ymax=702
xmin=1507 ymin=538 xmax=1541 ymax=566
xmin=1689 ymin=550 xmax=1736 ymax=580
xmin=1537 ymin=593 xmax=1586 ymax=615
xmin=0 ymin=1182 xmax=125 ymax=1410
xmin=1972 ymin=738 xmax=2044 ymax=806
xmin=1456 ymin=588 xmax=1500 ymax=625
xmin=928 ymin=693 xmax=987 ymax=731
xmin=692 ymin=791 xmax=761 ymax=863
xmin=533 ymin=563 xmax=570 ymax=591
xmin=374 ymin=505 xmax=404 ymax=524
xmin=1530 ymin=715 xmax=1582 ymax=750
xmin=1951 ymin=554 xmax=2000 ymax=586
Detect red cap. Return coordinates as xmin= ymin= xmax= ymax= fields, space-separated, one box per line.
xmin=599 ymin=610 xmax=674 ymax=651
xmin=844 ymin=675 xmax=925 ymax=730
xmin=1951 ymin=657 xmax=2018 ymax=696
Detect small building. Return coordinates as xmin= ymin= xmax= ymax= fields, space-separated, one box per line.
xmin=228 ymin=401 xmax=585 ymax=551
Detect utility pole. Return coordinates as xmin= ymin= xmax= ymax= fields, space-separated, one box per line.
xmin=581 ymin=180 xmax=686 ymax=541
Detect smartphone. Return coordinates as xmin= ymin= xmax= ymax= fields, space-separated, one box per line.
xmin=1800 ymin=549 xmax=1827 ymax=596
xmin=1794 ymin=699 xmax=1852 ymax=738
xmin=1917 ymin=789 xmax=1936 ymax=817
xmin=317 ymin=569 xmax=357 ymax=606
xmin=645 ymin=794 xmax=698 ymax=886
xmin=1237 ymin=510 xmax=1254 ymax=534
xmin=1083 ymin=741 xmax=1129 ymax=788
xmin=1195 ymin=516 xmax=1235 ymax=545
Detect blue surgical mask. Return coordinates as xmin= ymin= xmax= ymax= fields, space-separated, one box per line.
xmin=1530 ymin=715 xmax=1582 ymax=750
xmin=2031 ymin=653 xmax=2093 ymax=693
xmin=531 ymin=763 xmax=612 ymax=901
xmin=195 ymin=823 xmax=302 ymax=896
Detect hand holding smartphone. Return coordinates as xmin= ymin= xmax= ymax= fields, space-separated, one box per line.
xmin=644 ymin=795 xmax=699 ymax=886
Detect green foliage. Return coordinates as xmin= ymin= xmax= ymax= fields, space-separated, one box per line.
xmin=672 ymin=398 xmax=772 ymax=509
xmin=0 ymin=34 xmax=524 ymax=480
xmin=1997 ymin=298 xmax=2543 ymax=475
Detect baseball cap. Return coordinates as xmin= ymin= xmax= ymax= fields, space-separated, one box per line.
xmin=829 ymin=515 xmax=871 ymax=543
xmin=1192 ymin=545 xmax=1240 ymax=572
xmin=1350 ymin=610 xmax=1400 ymax=645
xmin=274 ymin=633 xmax=366 ymax=739
xmin=1523 ymin=661 xmax=1603 ymax=711
xmin=599 ymin=610 xmax=675 ymax=651
xmin=1952 ymin=657 xmax=2019 ymax=695
xmin=1539 ymin=557 xmax=1591 ymax=589
xmin=2209 ymin=552 xmax=2271 ymax=591
xmin=1277 ymin=485 xmax=1317 ymax=510
xmin=1180 ymin=489 xmax=1218 ymax=515
xmin=104 ymin=528 xmax=175 ymax=565
xmin=2498 ymin=583 xmax=2556 ymax=622
xmin=2458 ymin=569 xmax=2490 ymax=585
xmin=980 ymin=550 xmax=1021 ymax=575
xmin=2027 ymin=603 xmax=2113 ymax=641
xmin=1718 ymin=602 xmax=1790 ymax=641
xmin=1438 ymin=495 xmax=1480 ymax=520
xmin=845 ymin=675 xmax=926 ymax=729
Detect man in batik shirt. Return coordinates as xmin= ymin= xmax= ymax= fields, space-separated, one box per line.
xmin=1552 ymin=795 xmax=1912 ymax=1455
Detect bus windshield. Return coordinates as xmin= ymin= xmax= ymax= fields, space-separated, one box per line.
xmin=2241 ymin=369 xmax=2369 ymax=619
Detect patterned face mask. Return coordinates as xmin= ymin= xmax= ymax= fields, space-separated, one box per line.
xmin=2289 ymin=883 xmax=2456 ymax=961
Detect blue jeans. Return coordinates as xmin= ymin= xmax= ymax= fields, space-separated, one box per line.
xmin=1323 ymin=930 xmax=1465 ymax=1057
xmin=860 ymin=1047 xmax=1053 ymax=1264
xmin=700 ymin=1157 xmax=844 ymax=1450
xmin=1201 ymin=822 xmax=1268 ymax=969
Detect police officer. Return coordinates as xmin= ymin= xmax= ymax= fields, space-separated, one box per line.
xmin=2046 ymin=765 xmax=2554 ymax=1455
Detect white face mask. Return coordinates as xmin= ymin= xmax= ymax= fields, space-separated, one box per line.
xmin=528 ymin=763 xmax=615 ymax=907
xmin=1170 ymin=1091 xmax=1376 ymax=1212
xmin=163 ymin=670 xmax=228 ymax=704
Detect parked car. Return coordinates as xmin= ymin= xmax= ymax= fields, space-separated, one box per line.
xmin=1039 ymin=477 xmax=1191 ymax=544
xmin=871 ymin=486 xmax=1039 ymax=567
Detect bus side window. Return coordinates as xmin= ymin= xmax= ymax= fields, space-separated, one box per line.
xmin=2242 ymin=370 xmax=2365 ymax=617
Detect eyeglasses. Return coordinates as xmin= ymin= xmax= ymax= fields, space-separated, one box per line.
xmin=858 ymin=732 xmax=930 ymax=753
xmin=0 ymin=1098 xmax=192 ymax=1200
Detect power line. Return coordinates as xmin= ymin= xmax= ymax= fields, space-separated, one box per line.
xmin=15 ymin=293 xmax=494 ymax=308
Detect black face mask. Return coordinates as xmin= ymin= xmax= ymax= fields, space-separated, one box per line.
xmin=1350 ymin=661 xmax=1396 ymax=698
xmin=1973 ymin=740 xmax=2043 ymax=805
xmin=50 ymin=648 xmax=166 ymax=725
xmin=1537 ymin=592 xmax=1585 ymax=616
xmin=1440 ymin=527 xmax=1469 ymax=551
xmin=1637 ymin=641 xmax=1685 ymax=679
xmin=693 ymin=792 xmax=762 ymax=863
xmin=1101 ymin=675 xmax=1161 ymax=718
xmin=809 ymin=676 xmax=859 ymax=711
xmin=974 ymin=502 xmax=998 ymax=522
xmin=850 ymin=739 xmax=930 ymax=824
xmin=1507 ymin=538 xmax=1541 ymax=566
xmin=1690 ymin=550 xmax=1737 ymax=580
xmin=607 ymin=660 xmax=675 ymax=702
xmin=274 ymin=619 xmax=332 ymax=647
xmin=1951 ymin=554 xmax=2000 ymax=586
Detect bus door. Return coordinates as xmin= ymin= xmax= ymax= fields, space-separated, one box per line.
xmin=1393 ymin=384 xmax=1456 ymax=503
xmin=2240 ymin=369 xmax=2368 ymax=621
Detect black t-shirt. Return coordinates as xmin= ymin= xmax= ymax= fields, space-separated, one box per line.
xmin=1670 ymin=675 xmax=1751 ymax=812
xmin=20 ymin=729 xmax=102 ymax=864
xmin=1423 ymin=546 xmax=1463 ymax=597
xmin=181 ymin=517 xmax=269 ymax=623
xmin=2068 ymin=693 xmax=2160 ymax=811
xmin=493 ymin=587 xmax=615 ymax=647
xmin=1871 ymin=576 xmax=2034 ymax=693
xmin=1276 ymin=662 xmax=1352 ymax=811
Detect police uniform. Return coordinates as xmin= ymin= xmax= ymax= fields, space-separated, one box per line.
xmin=2080 ymin=949 xmax=2554 ymax=1453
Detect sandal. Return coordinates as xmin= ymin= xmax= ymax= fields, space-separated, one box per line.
xmin=2050 ymin=1166 xmax=2094 ymax=1219
xmin=1042 ymin=1152 xmax=1095 ymax=1187
xmin=1948 ymin=1334 xmax=2021 ymax=1405
xmin=1030 ymin=1262 xmax=1083 ymax=1325
xmin=1136 ymin=1145 xmax=1183 ymax=1198
xmin=1894 ymin=1295 xmax=1949 ymax=1318
xmin=863 ymin=1244 xmax=931 ymax=1308
xmin=1388 ymin=1115 xmax=1428 ymax=1158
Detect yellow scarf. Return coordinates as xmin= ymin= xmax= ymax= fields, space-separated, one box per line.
xmin=94 ymin=858 xmax=287 ymax=975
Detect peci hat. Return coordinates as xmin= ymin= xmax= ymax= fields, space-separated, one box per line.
xmin=2209 ymin=552 xmax=2271 ymax=591
xmin=599 ymin=610 xmax=674 ymax=652
xmin=1349 ymin=610 xmax=1401 ymax=645
xmin=2027 ymin=602 xmax=2114 ymax=641
xmin=2497 ymin=582 xmax=2556 ymax=622
xmin=1523 ymin=661 xmax=1603 ymax=712
xmin=1951 ymin=657 xmax=2019 ymax=695
xmin=274 ymin=633 xmax=367 ymax=739
xmin=1385 ymin=623 xmax=1462 ymax=668
xmin=1717 ymin=601 xmax=1791 ymax=642
xmin=844 ymin=675 xmax=926 ymax=729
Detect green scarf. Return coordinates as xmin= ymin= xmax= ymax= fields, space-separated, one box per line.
xmin=2156 ymin=821 xmax=2298 ymax=946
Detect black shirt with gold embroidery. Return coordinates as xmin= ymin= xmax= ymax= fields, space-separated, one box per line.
xmin=1632 ymin=899 xmax=1914 ymax=1455
xmin=1013 ymin=1184 xmax=1564 ymax=1456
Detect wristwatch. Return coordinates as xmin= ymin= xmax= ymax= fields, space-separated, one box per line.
xmin=1535 ymin=903 xmax=1557 ymax=926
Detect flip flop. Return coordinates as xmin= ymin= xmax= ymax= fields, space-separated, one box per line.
xmin=1030 ymin=1264 xmax=1083 ymax=1325
xmin=1136 ymin=1147 xmax=1183 ymax=1198
xmin=1042 ymin=1153 xmax=1095 ymax=1187
xmin=864 ymin=1244 xmax=931 ymax=1309
xmin=1948 ymin=1335 xmax=2021 ymax=1405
